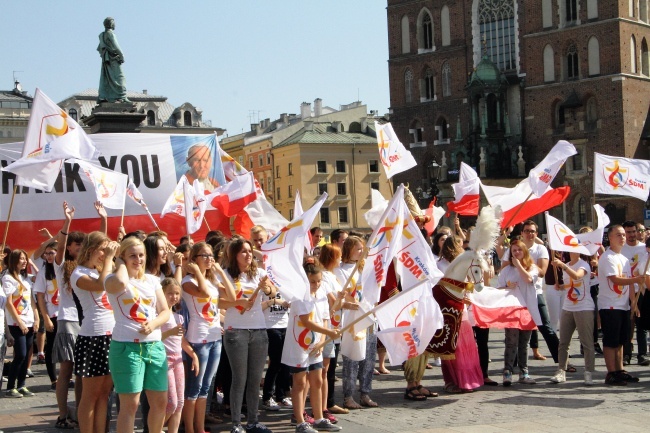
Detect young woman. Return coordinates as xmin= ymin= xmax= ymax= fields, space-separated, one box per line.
xmin=221 ymin=238 xmax=276 ymax=433
xmin=70 ymin=232 xmax=117 ymax=433
xmin=3 ymin=249 xmax=39 ymax=398
xmin=437 ymin=236 xmax=464 ymax=273
xmin=105 ymin=236 xmax=171 ymax=433
xmin=550 ymin=252 xmax=595 ymax=385
xmin=181 ymin=242 xmax=236 ymax=433
xmin=333 ymin=235 xmax=378 ymax=410
xmin=33 ymin=241 xmax=60 ymax=390
xmin=431 ymin=233 xmax=448 ymax=261
xmin=497 ymin=240 xmax=540 ymax=386
xmin=144 ymin=234 xmax=183 ymax=283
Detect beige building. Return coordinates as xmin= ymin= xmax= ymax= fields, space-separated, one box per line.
xmin=0 ymin=82 xmax=31 ymax=144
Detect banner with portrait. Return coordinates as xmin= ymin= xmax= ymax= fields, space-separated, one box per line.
xmin=0 ymin=133 xmax=228 ymax=251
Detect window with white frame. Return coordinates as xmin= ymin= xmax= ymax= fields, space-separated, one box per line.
xmin=317 ymin=160 xmax=327 ymax=173
xmin=318 ymin=183 xmax=328 ymax=195
xmin=335 ymin=160 xmax=346 ymax=173
xmin=337 ymin=182 xmax=347 ymax=196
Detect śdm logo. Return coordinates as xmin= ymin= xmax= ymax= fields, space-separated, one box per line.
xmin=554 ymin=225 xmax=580 ymax=248
xmin=604 ymin=160 xmax=628 ymax=189
xmin=378 ymin=129 xmax=400 ymax=167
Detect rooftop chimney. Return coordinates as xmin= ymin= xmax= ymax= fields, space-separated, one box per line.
xmin=314 ymin=98 xmax=322 ymax=117
xmin=142 ymin=89 xmax=148 ymax=95
xmin=300 ymin=102 xmax=312 ymax=119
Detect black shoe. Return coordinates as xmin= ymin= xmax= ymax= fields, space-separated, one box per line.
xmin=594 ymin=343 xmax=603 ymax=355
xmin=605 ymin=372 xmax=627 ymax=386
xmin=617 ymin=370 xmax=640 ymax=383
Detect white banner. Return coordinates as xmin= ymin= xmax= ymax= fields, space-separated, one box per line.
xmin=375 ymin=122 xmax=417 ymax=179
xmin=594 ymin=152 xmax=650 ymax=201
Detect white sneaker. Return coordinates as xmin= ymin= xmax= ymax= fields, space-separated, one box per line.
xmin=262 ymin=398 xmax=280 ymax=411
xmin=584 ymin=371 xmax=594 ymax=385
xmin=518 ymin=373 xmax=536 ymax=384
xmin=280 ymin=397 xmax=293 ymax=408
xmin=432 ymin=358 xmax=442 ymax=367
xmin=550 ymin=369 xmax=566 ymax=383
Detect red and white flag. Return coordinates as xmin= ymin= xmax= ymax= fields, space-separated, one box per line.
xmin=208 ymin=172 xmax=258 ymax=217
xmin=528 ymin=140 xmax=577 ymax=197
xmin=375 ymin=122 xmax=417 ymax=179
xmin=261 ymin=193 xmax=327 ymax=302
xmin=593 ymin=152 xmax=650 ymax=201
xmin=545 ymin=205 xmax=609 ymax=256
xmin=424 ymin=200 xmax=446 ymax=236
xmin=359 ymin=185 xmax=406 ymax=306
xmin=3 ymin=88 xmax=100 ymax=191
xmin=183 ymin=179 xmax=207 ymax=235
xmin=375 ymin=284 xmax=443 ymax=365
xmin=481 ymin=179 xmax=570 ymax=228
xmin=447 ymin=162 xmax=480 ymax=216
xmin=73 ymin=159 xmax=127 ymax=210
xmin=470 ymin=286 xmax=541 ymax=330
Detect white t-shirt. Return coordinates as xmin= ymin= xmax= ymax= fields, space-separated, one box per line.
xmin=54 ymin=261 xmax=79 ymax=322
xmin=497 ymin=264 xmax=539 ymax=296
xmin=334 ymin=263 xmax=362 ymax=303
xmin=70 ymin=266 xmax=115 ymax=337
xmin=181 ymin=274 xmax=222 ymax=343
xmin=224 ymin=269 xmax=267 ymax=330
xmin=503 ymin=244 xmax=547 ymax=294
xmin=437 ymin=258 xmax=450 ymax=274
xmin=321 ymin=271 xmax=343 ymax=331
xmin=263 ymin=292 xmax=289 ymax=329
xmin=562 ymin=259 xmax=595 ymax=312
xmin=161 ymin=312 xmax=183 ymax=354
xmin=32 ymin=268 xmax=60 ymax=318
xmin=620 ymin=242 xmax=646 ymax=275
xmin=281 ymin=297 xmax=324 ymax=368
xmin=0 ymin=287 xmax=6 ymax=335
xmin=598 ymin=249 xmax=632 ymax=311
xmin=107 ymin=274 xmax=161 ymax=343
xmin=2 ymin=274 xmax=33 ymax=327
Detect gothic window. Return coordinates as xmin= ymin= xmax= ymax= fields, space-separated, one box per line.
xmin=632 ymin=35 xmax=638 ymax=73
xmin=478 ymin=0 xmax=516 ymax=70
xmin=642 ymin=38 xmax=649 ymax=76
xmin=441 ymin=6 xmax=451 ymax=46
xmin=405 ymin=69 xmax=413 ymax=103
xmin=566 ymin=0 xmax=578 ymax=22
xmin=418 ymin=9 xmax=434 ymax=51
xmin=442 ymin=62 xmax=452 ymax=97
xmin=68 ymin=108 xmax=78 ymax=122
xmin=435 ymin=117 xmax=449 ymax=144
xmin=567 ymin=44 xmax=579 ymax=80
xmin=421 ymin=69 xmax=435 ymax=100
xmin=543 ymin=44 xmax=555 ymax=82
xmin=147 ymin=110 xmax=155 ymax=126
xmin=631 ymin=0 xmax=636 ymax=17
xmin=401 ymin=15 xmax=411 ymax=53
xmin=588 ymin=36 xmax=600 ymax=76
xmin=409 ymin=120 xmax=424 ymax=144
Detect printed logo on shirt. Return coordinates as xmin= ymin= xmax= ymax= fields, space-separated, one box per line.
xmin=234 ymin=279 xmax=254 ymax=313
xmin=48 ymin=279 xmax=60 ymax=306
xmin=93 ymin=291 xmax=113 ymax=311
xmin=194 ymin=295 xmax=219 ymax=324
xmin=293 ymin=312 xmax=317 ymax=350
xmin=13 ymin=283 xmax=29 ymax=315
xmin=116 ymin=285 xmax=154 ymax=323
xmin=609 ymin=263 xmax=626 ymax=297
xmin=330 ymin=309 xmax=342 ymax=328
xmin=566 ymin=278 xmax=585 ymax=304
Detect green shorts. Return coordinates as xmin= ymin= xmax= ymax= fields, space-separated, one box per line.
xmin=109 ymin=340 xmax=168 ymax=394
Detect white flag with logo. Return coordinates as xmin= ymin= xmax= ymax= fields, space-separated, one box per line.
xmin=73 ymin=159 xmax=127 ymax=210
xmin=376 ymin=122 xmax=417 ymax=179
xmin=161 ymin=176 xmax=188 ymax=219
xmin=359 ymin=185 xmax=406 ymax=306
xmin=528 ymin=140 xmax=577 ymax=197
xmin=183 ymin=178 xmax=207 ymax=235
xmin=3 ymin=88 xmax=99 ymax=191
xmin=375 ymin=284 xmax=442 ymax=365
xmin=545 ymin=205 xmax=608 ymax=256
xmin=594 ymin=153 xmax=650 ymax=201
xmin=261 ymin=193 xmax=327 ymax=302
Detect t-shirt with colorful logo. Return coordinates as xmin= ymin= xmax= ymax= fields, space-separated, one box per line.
xmin=321 ymin=270 xmax=343 ymax=333
xmin=224 ymin=269 xmax=267 ymax=330
xmin=281 ymin=298 xmax=323 ymax=368
xmin=621 ymin=242 xmax=646 ymax=293
xmin=263 ymin=291 xmax=289 ymax=329
xmin=33 ymin=270 xmax=60 ymax=318
xmin=53 ymin=262 xmax=79 ymax=322
xmin=334 ymin=263 xmax=362 ymax=304
xmin=107 ymin=273 xmax=161 ymax=343
xmin=597 ymin=249 xmax=632 ymax=311
xmin=561 ymin=259 xmax=595 ymax=312
xmin=181 ymin=274 xmax=222 ymax=344
xmin=2 ymin=274 xmax=33 ymax=327
xmin=71 ymin=266 xmax=115 ymax=337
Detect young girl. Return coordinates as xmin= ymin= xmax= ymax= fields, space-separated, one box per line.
xmin=160 ymin=277 xmax=200 ymax=433
xmin=105 ymin=236 xmax=171 ymax=433
xmin=497 ymin=240 xmax=540 ymax=386
xmin=3 ymin=249 xmax=39 ymax=398
xmin=34 ymin=241 xmax=60 ymax=390
xmin=283 ymin=260 xmax=341 ymax=433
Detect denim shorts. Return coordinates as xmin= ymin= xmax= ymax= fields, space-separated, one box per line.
xmin=109 ymin=340 xmax=168 ymax=394
xmin=290 ymin=361 xmax=323 ymax=374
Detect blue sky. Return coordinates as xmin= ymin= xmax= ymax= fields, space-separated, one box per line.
xmin=1 ymin=1 xmax=390 ymax=136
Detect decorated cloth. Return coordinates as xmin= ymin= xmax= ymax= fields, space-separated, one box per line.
xmin=426 ymin=278 xmax=468 ymax=359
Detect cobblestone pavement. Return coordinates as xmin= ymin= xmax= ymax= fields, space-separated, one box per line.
xmin=1 ymin=329 xmax=649 ymax=432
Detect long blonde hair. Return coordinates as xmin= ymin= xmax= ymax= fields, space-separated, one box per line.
xmin=75 ymin=231 xmax=110 ymax=273
xmin=119 ymin=236 xmax=146 ymax=279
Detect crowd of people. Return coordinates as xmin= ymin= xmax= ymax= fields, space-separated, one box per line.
xmin=1 ymin=202 xmax=649 ymax=433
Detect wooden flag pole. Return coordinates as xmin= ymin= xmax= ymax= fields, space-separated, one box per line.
xmin=204 ymin=218 xmax=211 ymax=232
xmin=1 ymin=185 xmax=18 ymax=254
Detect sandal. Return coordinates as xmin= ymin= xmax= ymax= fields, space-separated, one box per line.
xmin=360 ymin=394 xmax=379 ymax=408
xmin=55 ymin=416 xmax=75 ymax=429
xmin=343 ymin=397 xmax=362 ymax=410
xmin=444 ymin=383 xmax=462 ymax=394
xmin=416 ymin=385 xmax=437 ymax=397
xmin=566 ymin=364 xmax=577 ymax=373
xmin=377 ymin=368 xmax=390 ymax=374
xmin=404 ymin=386 xmax=427 ymax=401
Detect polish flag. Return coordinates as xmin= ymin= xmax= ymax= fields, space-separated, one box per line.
xmin=528 ymin=140 xmax=577 ymax=197
xmin=424 ymin=201 xmax=446 ymax=236
xmin=469 ymin=286 xmax=541 ymax=330
xmin=446 ymin=162 xmax=480 ymax=216
xmin=208 ymin=172 xmax=258 ymax=217
xmin=481 ymin=179 xmax=570 ymax=228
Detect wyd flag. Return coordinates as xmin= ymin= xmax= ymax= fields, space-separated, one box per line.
xmin=528 ymin=140 xmax=577 ymax=197
xmin=183 ymin=178 xmax=207 ymax=235
xmin=261 ymin=193 xmax=327 ymax=302
xmin=73 ymin=159 xmax=128 ymax=210
xmin=594 ymin=153 xmax=650 ymax=201
xmin=375 ymin=122 xmax=417 ymax=179
xmin=359 ymin=184 xmax=406 ymax=306
xmin=545 ymin=205 xmax=609 ymax=256
xmin=3 ymin=88 xmax=99 ymax=191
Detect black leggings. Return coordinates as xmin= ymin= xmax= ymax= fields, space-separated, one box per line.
xmin=7 ymin=326 xmax=35 ymax=390
xmin=473 ymin=327 xmax=490 ymax=378
xmin=326 ymin=343 xmax=340 ymax=408
xmin=45 ymin=317 xmax=58 ymax=382
xmin=262 ymin=328 xmax=291 ymax=402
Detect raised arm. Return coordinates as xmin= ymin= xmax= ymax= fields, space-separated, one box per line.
xmin=55 ymin=202 xmax=75 ymax=266
xmin=32 ymin=228 xmax=55 ymax=263
xmin=76 ymin=242 xmax=119 ymax=292
xmin=95 ymin=201 xmax=108 ymax=235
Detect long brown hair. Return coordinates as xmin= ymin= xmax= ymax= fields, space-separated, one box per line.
xmin=509 ymin=240 xmax=533 ymax=270
xmin=226 ymin=238 xmax=257 ymax=280
xmin=189 ymin=242 xmax=217 ymax=283
xmin=341 ymin=235 xmax=365 ymax=264
xmin=65 ymin=231 xmax=109 ymax=286
xmin=7 ymin=249 xmax=28 ymax=280
xmin=441 ymin=235 xmax=463 ymax=263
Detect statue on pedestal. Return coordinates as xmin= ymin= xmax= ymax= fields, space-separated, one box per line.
xmin=97 ymin=17 xmax=130 ymax=103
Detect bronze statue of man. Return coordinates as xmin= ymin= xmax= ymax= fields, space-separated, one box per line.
xmin=97 ymin=17 xmax=130 ymax=103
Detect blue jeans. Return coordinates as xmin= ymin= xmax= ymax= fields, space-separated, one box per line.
xmin=185 ymin=339 xmax=222 ymax=400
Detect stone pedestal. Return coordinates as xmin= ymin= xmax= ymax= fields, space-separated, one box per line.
xmin=83 ymin=102 xmax=146 ymax=134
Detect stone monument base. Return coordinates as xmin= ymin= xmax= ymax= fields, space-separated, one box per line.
xmin=83 ymin=102 xmax=146 ymax=134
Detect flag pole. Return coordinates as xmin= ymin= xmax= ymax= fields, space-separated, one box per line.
xmin=204 ymin=218 xmax=212 ymax=232
xmin=1 ymin=185 xmax=18 ymax=254
xmin=120 ymin=182 xmax=127 ymax=227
